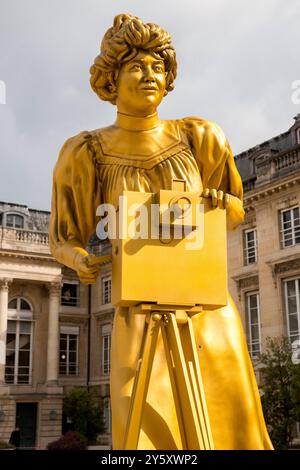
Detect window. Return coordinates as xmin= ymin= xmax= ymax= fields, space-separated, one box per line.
xmin=61 ymin=282 xmax=79 ymax=307
xmin=280 ymin=206 xmax=300 ymax=248
xmin=297 ymin=128 xmax=300 ymax=145
xmin=59 ymin=326 xmax=79 ymax=376
xmin=103 ymin=398 xmax=111 ymax=433
xmin=102 ymin=276 xmax=111 ymax=305
xmin=284 ymin=279 xmax=300 ymax=344
xmin=102 ymin=325 xmax=111 ymax=375
xmin=246 ymin=293 xmax=261 ymax=358
xmin=5 ymin=213 xmax=24 ymax=229
xmin=5 ymin=297 xmax=33 ymax=384
xmin=244 ymin=229 xmax=257 ymax=265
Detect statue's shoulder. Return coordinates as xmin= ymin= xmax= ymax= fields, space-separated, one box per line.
xmin=58 ymin=126 xmax=116 ymax=160
xmin=178 ymin=116 xmax=226 ymax=137
xmin=59 ymin=130 xmax=94 ymax=156
xmin=54 ymin=130 xmax=98 ymax=175
xmin=177 ymin=116 xmax=228 ymax=150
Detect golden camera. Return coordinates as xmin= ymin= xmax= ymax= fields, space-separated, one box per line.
xmin=111 ymin=182 xmax=227 ymax=309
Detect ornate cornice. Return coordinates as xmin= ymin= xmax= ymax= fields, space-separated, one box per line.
xmin=234 ymin=275 xmax=259 ymax=290
xmin=231 ymin=273 xmax=259 ymax=300
xmin=94 ymin=309 xmax=115 ymax=322
xmin=0 ymin=250 xmax=59 ymax=264
xmin=244 ymin=175 xmax=300 ymax=206
xmin=267 ymin=254 xmax=300 ymax=288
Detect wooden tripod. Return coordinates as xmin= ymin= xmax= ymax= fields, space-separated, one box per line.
xmin=123 ymin=303 xmax=214 ymax=450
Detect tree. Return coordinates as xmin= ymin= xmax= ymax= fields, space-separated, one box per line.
xmin=259 ymin=336 xmax=300 ymax=449
xmin=63 ymin=388 xmax=105 ymax=444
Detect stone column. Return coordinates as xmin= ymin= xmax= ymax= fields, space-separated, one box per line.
xmin=0 ymin=278 xmax=12 ymax=384
xmin=46 ymin=282 xmax=61 ymax=385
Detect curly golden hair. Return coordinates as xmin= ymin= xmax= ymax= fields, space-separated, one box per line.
xmin=90 ymin=14 xmax=177 ymax=104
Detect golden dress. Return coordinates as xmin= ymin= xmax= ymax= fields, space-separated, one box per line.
xmin=50 ymin=116 xmax=273 ymax=450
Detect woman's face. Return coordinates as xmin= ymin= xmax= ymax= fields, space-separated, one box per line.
xmin=115 ymin=50 xmax=167 ymax=116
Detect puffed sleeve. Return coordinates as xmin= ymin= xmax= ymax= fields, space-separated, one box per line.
xmin=181 ymin=117 xmax=245 ymax=229
xmin=49 ymin=131 xmax=101 ymax=271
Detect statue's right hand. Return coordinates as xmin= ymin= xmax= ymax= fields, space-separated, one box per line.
xmin=74 ymin=253 xmax=101 ymax=284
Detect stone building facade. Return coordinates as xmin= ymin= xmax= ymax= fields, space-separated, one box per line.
xmin=227 ymin=114 xmax=300 ymax=367
xmin=0 ymin=203 xmax=112 ymax=448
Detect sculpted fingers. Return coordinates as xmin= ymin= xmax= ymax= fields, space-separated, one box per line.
xmin=210 ymin=189 xmax=218 ymax=207
xmin=76 ymin=256 xmax=101 ymax=284
xmin=79 ymin=263 xmax=99 ymax=275
xmin=224 ymin=193 xmax=231 ymax=209
xmin=203 ymin=188 xmax=210 ymax=198
xmin=217 ymin=190 xmax=224 ymax=208
xmin=202 ymin=188 xmax=225 ymax=208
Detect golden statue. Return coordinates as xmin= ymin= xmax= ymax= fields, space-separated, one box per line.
xmin=49 ymin=14 xmax=273 ymax=450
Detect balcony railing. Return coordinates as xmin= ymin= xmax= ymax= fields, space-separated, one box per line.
xmin=243 ymin=146 xmax=300 ymax=192
xmin=0 ymin=226 xmax=49 ymax=253
xmin=15 ymin=229 xmax=49 ymax=245
xmin=274 ymin=148 xmax=300 ymax=171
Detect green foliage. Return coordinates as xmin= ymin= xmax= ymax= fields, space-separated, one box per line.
xmin=63 ymin=388 xmax=105 ymax=444
xmin=0 ymin=440 xmax=14 ymax=449
xmin=47 ymin=431 xmax=87 ymax=450
xmin=259 ymin=336 xmax=300 ymax=449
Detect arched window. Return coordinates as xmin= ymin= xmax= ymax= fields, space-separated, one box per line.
xmin=297 ymin=128 xmax=300 ymax=145
xmin=4 ymin=213 xmax=24 ymax=229
xmin=5 ymin=297 xmax=33 ymax=385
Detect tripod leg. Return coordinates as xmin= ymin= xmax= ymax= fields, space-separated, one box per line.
xmin=163 ymin=312 xmax=205 ymax=449
xmin=161 ymin=322 xmax=188 ymax=450
xmin=163 ymin=312 xmax=214 ymax=450
xmin=183 ymin=316 xmax=214 ymax=449
xmin=123 ymin=312 xmax=161 ymax=450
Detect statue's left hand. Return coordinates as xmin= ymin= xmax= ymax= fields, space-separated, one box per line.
xmin=202 ymin=188 xmax=229 ymax=208
xmin=202 ymin=188 xmax=244 ymax=229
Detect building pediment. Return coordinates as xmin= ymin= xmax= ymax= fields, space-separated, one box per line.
xmin=267 ymin=254 xmax=300 ymax=287
xmin=231 ymin=271 xmax=259 ymax=299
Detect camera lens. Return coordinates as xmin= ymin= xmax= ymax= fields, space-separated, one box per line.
xmin=169 ymin=196 xmax=191 ymax=219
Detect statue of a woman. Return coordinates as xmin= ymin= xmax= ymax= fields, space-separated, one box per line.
xmin=50 ymin=14 xmax=273 ymax=450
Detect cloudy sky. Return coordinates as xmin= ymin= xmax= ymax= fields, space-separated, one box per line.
xmin=0 ymin=0 xmax=299 ymax=211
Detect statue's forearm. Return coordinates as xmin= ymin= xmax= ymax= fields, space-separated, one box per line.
xmin=226 ymin=195 xmax=245 ymax=231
